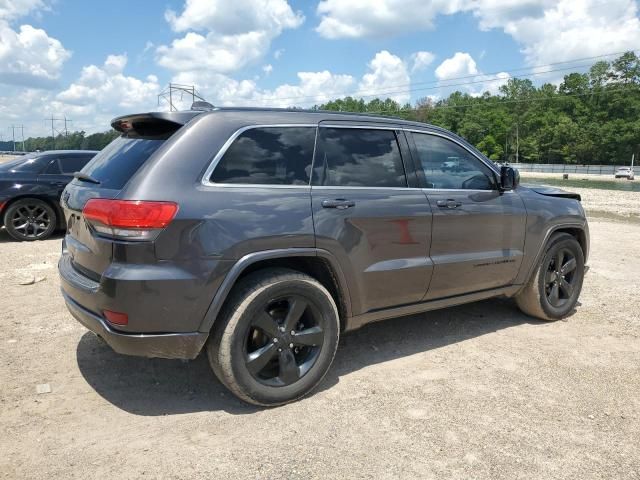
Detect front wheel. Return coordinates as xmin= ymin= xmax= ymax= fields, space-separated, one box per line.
xmin=515 ymin=233 xmax=585 ymax=321
xmin=207 ymin=269 xmax=340 ymax=406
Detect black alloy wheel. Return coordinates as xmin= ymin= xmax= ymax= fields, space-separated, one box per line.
xmin=208 ymin=269 xmax=340 ymax=406
xmin=544 ymin=247 xmax=578 ymax=308
xmin=4 ymin=199 xmax=57 ymax=241
xmin=245 ymin=295 xmax=324 ymax=387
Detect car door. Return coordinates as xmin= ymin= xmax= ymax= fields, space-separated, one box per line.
xmin=37 ymin=155 xmax=70 ymax=195
xmin=311 ymin=123 xmax=433 ymax=315
xmin=407 ymin=130 xmax=527 ymax=300
xmin=39 ymin=154 xmax=94 ymax=195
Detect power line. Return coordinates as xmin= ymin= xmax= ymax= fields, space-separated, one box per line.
xmin=317 ymin=85 xmax=639 ymax=116
xmin=260 ymin=50 xmax=639 ymax=105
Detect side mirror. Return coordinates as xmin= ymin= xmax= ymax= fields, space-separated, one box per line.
xmin=500 ymin=166 xmax=519 ymax=191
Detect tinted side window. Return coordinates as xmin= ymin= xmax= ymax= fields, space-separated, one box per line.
xmin=60 ymin=155 xmax=93 ymax=174
xmin=43 ymin=158 xmax=61 ymax=174
xmin=210 ymin=127 xmax=316 ymax=185
xmin=313 ymin=128 xmax=406 ymax=187
xmin=412 ymin=133 xmax=496 ymax=190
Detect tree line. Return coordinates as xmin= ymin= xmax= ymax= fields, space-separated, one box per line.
xmin=317 ymin=51 xmax=640 ymax=165
xmin=2 ymin=51 xmax=638 ymax=165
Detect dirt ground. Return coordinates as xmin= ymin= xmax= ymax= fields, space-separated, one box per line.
xmin=1 ymin=201 xmax=640 ymax=479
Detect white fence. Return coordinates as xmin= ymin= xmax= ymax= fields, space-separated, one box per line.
xmin=514 ymin=163 xmax=630 ymax=175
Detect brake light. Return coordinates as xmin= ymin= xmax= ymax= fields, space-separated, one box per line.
xmin=83 ymin=199 xmax=178 ymax=240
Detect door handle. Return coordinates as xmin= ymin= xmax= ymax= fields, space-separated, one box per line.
xmin=436 ymin=199 xmax=462 ymax=209
xmin=322 ymin=199 xmax=355 ymax=209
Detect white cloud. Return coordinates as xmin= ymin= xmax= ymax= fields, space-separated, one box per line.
xmin=315 ymin=0 xmax=640 ymax=67
xmin=495 ymin=0 xmax=640 ymax=66
xmin=435 ymin=52 xmax=478 ymax=80
xmin=165 ymin=0 xmax=303 ymax=34
xmin=0 ymin=23 xmax=70 ymax=87
xmin=274 ymin=48 xmax=284 ymax=60
xmin=0 ymin=0 xmax=46 ymax=20
xmin=262 ymin=64 xmax=273 ymax=75
xmin=171 ymin=69 xmax=356 ymax=108
xmin=435 ymin=52 xmax=509 ymax=96
xmin=0 ymin=11 xmax=70 ymax=88
xmin=358 ymin=50 xmax=410 ymax=103
xmin=411 ymin=51 xmax=436 ymax=73
xmin=316 ymin=0 xmax=458 ymax=38
xmin=53 ymin=54 xmax=161 ymax=131
xmin=170 ymin=50 xmax=411 ymax=108
xmin=157 ymin=0 xmax=303 ymax=75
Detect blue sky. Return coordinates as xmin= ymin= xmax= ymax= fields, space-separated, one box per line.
xmin=1 ymin=0 xmax=639 ymax=137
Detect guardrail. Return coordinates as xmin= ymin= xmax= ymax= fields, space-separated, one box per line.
xmin=514 ymin=164 xmax=632 ymax=175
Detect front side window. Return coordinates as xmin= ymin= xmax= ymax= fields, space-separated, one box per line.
xmin=313 ymin=128 xmax=407 ymax=187
xmin=412 ymin=133 xmax=496 ymax=190
xmin=210 ymin=127 xmax=316 ymax=185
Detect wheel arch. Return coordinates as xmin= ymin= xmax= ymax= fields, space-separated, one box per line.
xmin=199 ymin=248 xmax=352 ymax=333
xmin=520 ymin=222 xmax=589 ymax=291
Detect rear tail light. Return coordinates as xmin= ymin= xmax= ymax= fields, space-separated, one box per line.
xmin=82 ymin=199 xmax=178 ymax=241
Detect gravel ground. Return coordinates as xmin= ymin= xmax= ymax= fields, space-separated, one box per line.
xmin=1 ymin=211 xmax=640 ymax=478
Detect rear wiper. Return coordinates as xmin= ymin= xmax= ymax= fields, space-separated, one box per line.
xmin=73 ymin=172 xmax=101 ymax=184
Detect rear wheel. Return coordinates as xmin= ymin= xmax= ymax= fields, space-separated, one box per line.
xmin=3 ymin=198 xmax=57 ymax=241
xmin=515 ymin=233 xmax=584 ymax=320
xmin=208 ymin=269 xmax=340 ymax=406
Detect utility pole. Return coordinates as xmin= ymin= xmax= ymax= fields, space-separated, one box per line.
xmin=515 ymin=123 xmax=519 ymax=164
xmin=63 ymin=116 xmax=72 ymax=136
xmin=10 ymin=125 xmax=16 ymax=152
xmin=47 ymin=115 xmax=64 ymax=150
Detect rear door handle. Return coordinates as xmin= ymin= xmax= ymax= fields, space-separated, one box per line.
xmin=322 ymin=199 xmax=355 ymax=209
xmin=436 ymin=199 xmax=462 ymax=209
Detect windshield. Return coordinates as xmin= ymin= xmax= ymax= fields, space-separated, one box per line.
xmin=78 ymin=136 xmax=167 ymax=189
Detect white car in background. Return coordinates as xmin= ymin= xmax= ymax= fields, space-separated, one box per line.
xmin=614 ymin=167 xmax=635 ymax=180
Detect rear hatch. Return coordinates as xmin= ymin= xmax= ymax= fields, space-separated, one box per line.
xmin=62 ymin=112 xmax=199 ymax=278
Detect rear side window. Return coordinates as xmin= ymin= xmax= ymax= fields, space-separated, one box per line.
xmin=59 ymin=155 xmax=93 ymax=174
xmin=313 ymin=128 xmax=407 ymax=187
xmin=210 ymin=127 xmax=316 ymax=185
xmin=80 ymin=137 xmax=165 ymax=189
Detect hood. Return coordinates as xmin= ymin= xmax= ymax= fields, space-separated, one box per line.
xmin=524 ymin=184 xmax=581 ymax=201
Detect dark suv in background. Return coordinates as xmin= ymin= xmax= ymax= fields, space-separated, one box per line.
xmin=58 ymin=107 xmax=588 ymax=406
xmin=0 ymin=150 xmax=97 ymax=240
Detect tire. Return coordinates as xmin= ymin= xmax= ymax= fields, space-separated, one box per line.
xmin=207 ymin=268 xmax=340 ymax=406
xmin=3 ymin=198 xmax=57 ymax=241
xmin=515 ymin=233 xmax=585 ymax=321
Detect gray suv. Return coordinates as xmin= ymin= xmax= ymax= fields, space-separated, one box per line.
xmin=58 ymin=107 xmax=589 ymax=406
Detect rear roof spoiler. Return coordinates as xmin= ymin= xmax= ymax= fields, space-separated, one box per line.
xmin=110 ymin=111 xmax=203 ymax=133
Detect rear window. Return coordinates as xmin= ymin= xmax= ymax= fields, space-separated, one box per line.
xmin=79 ymin=136 xmax=165 ymax=189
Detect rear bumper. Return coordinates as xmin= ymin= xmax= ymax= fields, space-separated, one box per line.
xmin=61 ymin=289 xmax=208 ymax=359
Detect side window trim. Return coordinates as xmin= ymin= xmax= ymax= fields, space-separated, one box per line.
xmin=201 ymin=124 xmax=318 ymax=188
xmin=313 ymin=124 xmax=409 ymax=189
xmin=405 ymin=130 xmax=498 ymax=191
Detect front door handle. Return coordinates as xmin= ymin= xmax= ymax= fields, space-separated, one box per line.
xmin=436 ymin=199 xmax=462 ymax=209
xmin=322 ymin=199 xmax=355 ymax=209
